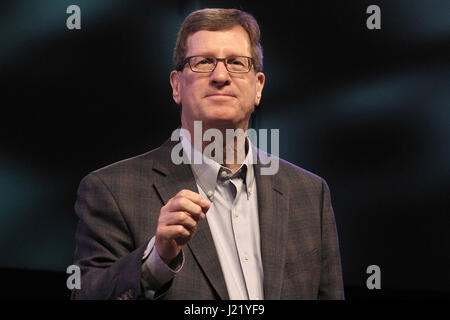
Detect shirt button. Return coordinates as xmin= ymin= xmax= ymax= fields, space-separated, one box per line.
xmin=248 ymin=187 xmax=252 ymax=193
xmin=244 ymin=253 xmax=249 ymax=261
xmin=234 ymin=211 xmax=239 ymax=217
xmin=221 ymin=171 xmax=227 ymax=178
xmin=207 ymin=190 xmax=213 ymax=197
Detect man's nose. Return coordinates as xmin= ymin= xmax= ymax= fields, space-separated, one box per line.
xmin=210 ymin=60 xmax=231 ymax=86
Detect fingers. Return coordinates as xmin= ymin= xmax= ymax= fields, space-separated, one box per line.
xmin=156 ymin=189 xmax=211 ymax=263
xmin=178 ymin=189 xmax=210 ymax=208
xmin=166 ymin=189 xmax=210 ymax=221
xmin=177 ymin=189 xmax=211 ymax=212
xmin=163 ymin=211 xmax=197 ymax=233
xmin=158 ymin=225 xmax=191 ymax=242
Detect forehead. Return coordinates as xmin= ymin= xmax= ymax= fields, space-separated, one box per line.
xmin=185 ymin=25 xmax=252 ymax=57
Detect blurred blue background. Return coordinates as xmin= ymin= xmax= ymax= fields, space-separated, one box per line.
xmin=0 ymin=0 xmax=449 ymax=299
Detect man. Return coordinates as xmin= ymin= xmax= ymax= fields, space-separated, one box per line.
xmin=71 ymin=8 xmax=344 ymax=300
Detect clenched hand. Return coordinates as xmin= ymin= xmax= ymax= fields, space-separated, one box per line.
xmin=155 ymin=189 xmax=210 ymax=264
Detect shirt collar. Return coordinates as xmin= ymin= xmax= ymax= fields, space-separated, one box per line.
xmin=180 ymin=128 xmax=255 ymax=201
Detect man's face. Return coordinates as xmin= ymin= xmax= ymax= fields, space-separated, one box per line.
xmin=170 ymin=25 xmax=265 ymax=131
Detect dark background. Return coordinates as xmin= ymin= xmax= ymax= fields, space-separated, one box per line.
xmin=0 ymin=0 xmax=449 ymax=299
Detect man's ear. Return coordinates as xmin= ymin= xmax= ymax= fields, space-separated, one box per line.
xmin=170 ymin=70 xmax=182 ymax=105
xmin=254 ymin=72 xmax=265 ymax=106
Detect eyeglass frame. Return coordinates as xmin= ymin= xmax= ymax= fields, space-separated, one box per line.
xmin=176 ymin=55 xmax=255 ymax=73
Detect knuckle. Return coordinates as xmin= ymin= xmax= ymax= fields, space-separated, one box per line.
xmin=193 ymin=204 xmax=202 ymax=215
xmin=160 ymin=203 xmax=170 ymax=215
xmin=156 ymin=227 xmax=166 ymax=239
xmin=178 ymin=197 xmax=188 ymax=208
xmin=178 ymin=211 xmax=187 ymax=222
xmin=177 ymin=225 xmax=185 ymax=234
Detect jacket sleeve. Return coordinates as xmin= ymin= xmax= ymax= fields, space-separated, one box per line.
xmin=71 ymin=173 xmax=148 ymax=300
xmin=318 ymin=179 xmax=345 ymax=300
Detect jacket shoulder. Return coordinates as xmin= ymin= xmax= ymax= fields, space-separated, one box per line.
xmin=91 ymin=141 xmax=171 ymax=176
xmin=280 ymin=158 xmax=326 ymax=193
xmin=279 ymin=157 xmax=323 ymax=182
xmin=256 ymin=147 xmax=325 ymax=187
xmin=255 ymin=146 xmax=326 ymax=195
xmin=79 ymin=143 xmax=169 ymax=189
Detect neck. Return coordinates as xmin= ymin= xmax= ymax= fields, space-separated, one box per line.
xmin=181 ymin=120 xmax=248 ymax=173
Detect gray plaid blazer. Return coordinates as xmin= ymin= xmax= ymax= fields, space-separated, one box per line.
xmin=71 ymin=138 xmax=344 ymax=300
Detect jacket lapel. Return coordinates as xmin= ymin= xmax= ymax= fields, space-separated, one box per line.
xmin=151 ymin=139 xmax=229 ymax=300
xmin=254 ymin=149 xmax=288 ymax=300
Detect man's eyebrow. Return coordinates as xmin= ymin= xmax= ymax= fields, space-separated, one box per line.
xmin=189 ymin=51 xmax=249 ymax=57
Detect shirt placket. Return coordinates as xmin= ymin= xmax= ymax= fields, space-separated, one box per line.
xmin=229 ymin=175 xmax=256 ymax=299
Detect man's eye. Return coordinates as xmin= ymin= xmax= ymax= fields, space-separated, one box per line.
xmin=230 ymin=60 xmax=244 ymax=66
xmin=198 ymin=58 xmax=214 ymax=64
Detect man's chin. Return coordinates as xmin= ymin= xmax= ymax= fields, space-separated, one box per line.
xmin=196 ymin=113 xmax=242 ymax=129
xmin=201 ymin=105 xmax=238 ymax=120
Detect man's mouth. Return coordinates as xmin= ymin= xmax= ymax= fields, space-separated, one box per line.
xmin=205 ymin=93 xmax=235 ymax=98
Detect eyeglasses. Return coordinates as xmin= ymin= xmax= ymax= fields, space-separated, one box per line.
xmin=177 ymin=55 xmax=254 ymax=73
